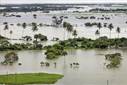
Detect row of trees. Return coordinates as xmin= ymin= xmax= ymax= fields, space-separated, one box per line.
xmin=95 ymin=23 xmax=121 ymax=39
xmin=44 ymin=37 xmax=127 ymax=59
xmin=63 ymin=22 xmax=77 ymax=38
xmin=0 ymin=21 xmax=122 ymax=44
xmin=1 ymin=22 xmax=39 ymax=39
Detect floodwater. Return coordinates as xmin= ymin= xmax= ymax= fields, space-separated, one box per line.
xmin=0 ymin=11 xmax=127 ymax=85
xmin=0 ymin=49 xmax=127 ymax=85
xmin=0 ymin=12 xmax=127 ymax=42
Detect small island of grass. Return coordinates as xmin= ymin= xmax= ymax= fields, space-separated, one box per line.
xmin=0 ymin=73 xmax=63 ymax=84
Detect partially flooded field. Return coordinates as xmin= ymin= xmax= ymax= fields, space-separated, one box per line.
xmin=0 ymin=4 xmax=127 ymax=85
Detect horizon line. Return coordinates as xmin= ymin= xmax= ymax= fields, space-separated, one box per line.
xmin=1 ymin=2 xmax=127 ymax=5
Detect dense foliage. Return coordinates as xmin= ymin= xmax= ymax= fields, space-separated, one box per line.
xmin=44 ymin=37 xmax=127 ymax=59
xmin=45 ymin=44 xmax=67 ymax=59
xmin=58 ymin=37 xmax=127 ymax=49
xmin=0 ymin=39 xmax=43 ymax=51
xmin=1 ymin=52 xmax=18 ymax=65
xmin=105 ymin=53 xmax=122 ymax=68
xmin=1 ymin=36 xmax=127 ymax=60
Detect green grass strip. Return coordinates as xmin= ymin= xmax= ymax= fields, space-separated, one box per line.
xmin=0 ymin=73 xmax=63 ymax=84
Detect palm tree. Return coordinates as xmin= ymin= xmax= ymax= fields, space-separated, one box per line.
xmin=4 ymin=24 xmax=9 ymax=37
xmin=67 ymin=24 xmax=73 ymax=32
xmin=22 ymin=22 xmax=27 ymax=38
xmin=97 ymin=22 xmax=102 ymax=29
xmin=32 ymin=22 xmax=38 ymax=32
xmin=63 ymin=22 xmax=73 ymax=32
xmin=95 ymin=29 xmax=100 ymax=39
xmin=66 ymin=24 xmax=73 ymax=39
xmin=4 ymin=24 xmax=9 ymax=30
xmin=97 ymin=23 xmax=102 ymax=37
xmin=108 ymin=23 xmax=114 ymax=38
xmin=32 ymin=22 xmax=38 ymax=40
xmin=108 ymin=23 xmax=114 ymax=48
xmin=72 ymin=30 xmax=77 ymax=38
xmin=116 ymin=27 xmax=120 ymax=38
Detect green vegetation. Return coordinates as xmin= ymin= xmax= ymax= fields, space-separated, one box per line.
xmin=1 ymin=36 xmax=127 ymax=60
xmin=57 ymin=37 xmax=127 ymax=49
xmin=22 ymin=36 xmax=32 ymax=41
xmin=105 ymin=53 xmax=122 ymax=68
xmin=0 ymin=73 xmax=63 ymax=84
xmin=0 ymin=39 xmax=34 ymax=51
xmin=85 ymin=22 xmax=99 ymax=27
xmin=45 ymin=44 xmax=67 ymax=59
xmin=31 ymin=22 xmax=38 ymax=32
xmin=34 ymin=34 xmax=47 ymax=41
xmin=44 ymin=37 xmax=127 ymax=59
xmin=0 ymin=33 xmax=48 ymax=51
xmin=72 ymin=30 xmax=77 ymax=38
xmin=1 ymin=52 xmax=18 ymax=65
xmin=63 ymin=22 xmax=73 ymax=32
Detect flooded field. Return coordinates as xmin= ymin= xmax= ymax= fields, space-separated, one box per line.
xmin=0 ymin=49 xmax=127 ymax=85
xmin=0 ymin=12 xmax=127 ymax=42
xmin=0 ymin=5 xmax=127 ymax=85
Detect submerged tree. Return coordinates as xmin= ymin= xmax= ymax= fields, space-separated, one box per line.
xmin=105 ymin=53 xmax=122 ymax=69
xmin=32 ymin=22 xmax=38 ymax=32
xmin=72 ymin=30 xmax=77 ymax=38
xmin=116 ymin=27 xmax=121 ymax=38
xmin=67 ymin=24 xmax=73 ymax=32
xmin=4 ymin=24 xmax=9 ymax=37
xmin=108 ymin=23 xmax=114 ymax=38
xmin=63 ymin=22 xmax=73 ymax=32
xmin=1 ymin=52 xmax=19 ymax=65
xmin=63 ymin=22 xmax=68 ymax=28
xmin=22 ymin=22 xmax=27 ymax=38
xmin=34 ymin=34 xmax=47 ymax=41
xmin=22 ymin=36 xmax=32 ymax=41
xmin=97 ymin=22 xmax=102 ymax=29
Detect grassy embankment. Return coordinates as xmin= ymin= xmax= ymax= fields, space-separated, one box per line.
xmin=0 ymin=73 xmax=63 ymax=84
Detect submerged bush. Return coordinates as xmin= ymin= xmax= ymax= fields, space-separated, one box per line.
xmin=105 ymin=53 xmax=122 ymax=69
xmin=34 ymin=34 xmax=47 ymax=41
xmin=1 ymin=52 xmax=18 ymax=65
xmin=45 ymin=44 xmax=67 ymax=60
